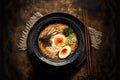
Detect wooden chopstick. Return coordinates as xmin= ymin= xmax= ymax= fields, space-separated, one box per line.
xmin=83 ymin=8 xmax=92 ymax=79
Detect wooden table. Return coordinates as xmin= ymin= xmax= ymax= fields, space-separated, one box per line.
xmin=2 ymin=0 xmax=117 ymax=80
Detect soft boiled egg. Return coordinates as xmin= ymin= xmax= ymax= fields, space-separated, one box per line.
xmin=51 ymin=34 xmax=66 ymax=47
xmin=59 ymin=46 xmax=71 ymax=59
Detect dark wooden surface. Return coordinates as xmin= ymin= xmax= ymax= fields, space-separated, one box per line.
xmin=2 ymin=0 xmax=119 ymax=80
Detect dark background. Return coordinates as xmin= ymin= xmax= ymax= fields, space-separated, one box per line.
xmin=1 ymin=0 xmax=120 ymax=80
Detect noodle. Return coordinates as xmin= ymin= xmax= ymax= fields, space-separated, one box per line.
xmin=38 ymin=23 xmax=78 ymax=60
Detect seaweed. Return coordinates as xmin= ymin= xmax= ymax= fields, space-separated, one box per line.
xmin=39 ymin=35 xmax=51 ymax=47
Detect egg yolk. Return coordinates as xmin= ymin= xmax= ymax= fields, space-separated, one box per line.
xmin=61 ymin=48 xmax=67 ymax=56
xmin=54 ymin=37 xmax=63 ymax=46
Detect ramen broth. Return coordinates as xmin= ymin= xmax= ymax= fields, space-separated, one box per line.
xmin=38 ymin=23 xmax=78 ymax=60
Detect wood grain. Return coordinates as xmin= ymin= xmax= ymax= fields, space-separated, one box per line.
xmin=2 ymin=0 xmax=113 ymax=80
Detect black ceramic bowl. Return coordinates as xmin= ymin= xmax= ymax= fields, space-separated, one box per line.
xmin=27 ymin=13 xmax=86 ymax=69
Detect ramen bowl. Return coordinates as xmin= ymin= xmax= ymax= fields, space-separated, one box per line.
xmin=27 ymin=13 xmax=86 ymax=67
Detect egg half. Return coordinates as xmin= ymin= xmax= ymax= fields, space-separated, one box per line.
xmin=51 ymin=34 xmax=66 ymax=47
xmin=59 ymin=46 xmax=71 ymax=59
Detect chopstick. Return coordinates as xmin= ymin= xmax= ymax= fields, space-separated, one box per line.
xmin=83 ymin=9 xmax=92 ymax=79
